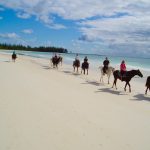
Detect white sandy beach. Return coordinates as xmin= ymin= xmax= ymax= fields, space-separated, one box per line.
xmin=0 ymin=53 xmax=150 ymax=150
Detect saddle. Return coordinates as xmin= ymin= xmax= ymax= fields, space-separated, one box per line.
xmin=118 ymin=71 xmax=126 ymax=78
xmin=73 ymin=59 xmax=80 ymax=67
xmin=82 ymin=62 xmax=89 ymax=69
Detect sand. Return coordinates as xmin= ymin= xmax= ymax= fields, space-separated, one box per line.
xmin=0 ymin=53 xmax=150 ymax=150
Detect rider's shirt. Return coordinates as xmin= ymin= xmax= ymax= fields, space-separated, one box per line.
xmin=120 ymin=63 xmax=126 ymax=71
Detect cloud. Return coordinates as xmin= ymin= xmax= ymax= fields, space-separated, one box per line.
xmin=17 ymin=12 xmax=31 ymax=19
xmin=0 ymin=32 xmax=19 ymax=38
xmin=0 ymin=0 xmax=150 ymax=56
xmin=0 ymin=16 xmax=3 ymax=20
xmin=0 ymin=32 xmax=28 ymax=45
xmin=22 ymin=29 xmax=33 ymax=34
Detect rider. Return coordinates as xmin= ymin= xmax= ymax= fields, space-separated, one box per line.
xmin=120 ymin=60 xmax=126 ymax=81
xmin=103 ymin=57 xmax=110 ymax=74
xmin=84 ymin=56 xmax=88 ymax=62
xmin=75 ymin=53 xmax=79 ymax=61
xmin=12 ymin=50 xmax=17 ymax=62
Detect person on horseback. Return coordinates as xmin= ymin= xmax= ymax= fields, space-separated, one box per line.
xmin=103 ymin=57 xmax=110 ymax=74
xmin=75 ymin=53 xmax=79 ymax=61
xmin=12 ymin=50 xmax=17 ymax=62
xmin=73 ymin=54 xmax=80 ymax=73
xmin=84 ymin=56 xmax=88 ymax=62
xmin=81 ymin=56 xmax=89 ymax=75
xmin=120 ymin=60 xmax=126 ymax=81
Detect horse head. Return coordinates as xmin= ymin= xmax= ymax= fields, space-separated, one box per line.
xmin=137 ymin=69 xmax=143 ymax=78
xmin=111 ymin=67 xmax=115 ymax=72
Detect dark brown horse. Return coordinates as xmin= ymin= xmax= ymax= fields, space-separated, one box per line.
xmin=51 ymin=56 xmax=60 ymax=68
xmin=112 ymin=69 xmax=143 ymax=92
xmin=145 ymin=76 xmax=150 ymax=95
xmin=12 ymin=53 xmax=17 ymax=62
xmin=73 ymin=59 xmax=80 ymax=73
xmin=81 ymin=61 xmax=89 ymax=75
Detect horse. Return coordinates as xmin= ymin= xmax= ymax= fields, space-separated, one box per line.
xmin=112 ymin=69 xmax=143 ymax=92
xmin=81 ymin=61 xmax=89 ymax=75
xmin=99 ymin=66 xmax=115 ymax=84
xmin=73 ymin=59 xmax=80 ymax=73
xmin=12 ymin=53 xmax=17 ymax=62
xmin=51 ymin=56 xmax=60 ymax=68
xmin=58 ymin=56 xmax=63 ymax=66
xmin=145 ymin=76 xmax=150 ymax=95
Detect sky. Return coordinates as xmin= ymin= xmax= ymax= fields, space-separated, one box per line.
xmin=0 ymin=0 xmax=150 ymax=57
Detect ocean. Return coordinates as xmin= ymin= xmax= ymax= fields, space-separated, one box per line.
xmin=0 ymin=50 xmax=150 ymax=72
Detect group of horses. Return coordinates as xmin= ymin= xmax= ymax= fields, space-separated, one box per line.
xmin=49 ymin=56 xmax=149 ymax=95
xmin=71 ymin=59 xmax=149 ymax=94
xmin=73 ymin=59 xmax=89 ymax=75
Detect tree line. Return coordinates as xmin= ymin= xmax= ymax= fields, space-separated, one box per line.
xmin=0 ymin=43 xmax=68 ymax=53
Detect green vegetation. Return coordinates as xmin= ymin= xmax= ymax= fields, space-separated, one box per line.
xmin=0 ymin=43 xmax=68 ymax=53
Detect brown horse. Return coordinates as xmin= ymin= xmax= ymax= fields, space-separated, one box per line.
xmin=73 ymin=59 xmax=80 ymax=73
xmin=112 ymin=69 xmax=143 ymax=92
xmin=145 ymin=76 xmax=150 ymax=95
xmin=81 ymin=61 xmax=89 ymax=75
xmin=12 ymin=53 xmax=17 ymax=62
xmin=51 ymin=56 xmax=60 ymax=68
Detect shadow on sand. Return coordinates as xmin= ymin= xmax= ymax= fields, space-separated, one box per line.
xmin=131 ymin=94 xmax=150 ymax=102
xmin=96 ymin=87 xmax=127 ymax=95
xmin=81 ymin=80 xmax=103 ymax=86
xmin=63 ymin=70 xmax=81 ymax=76
xmin=42 ymin=65 xmax=51 ymax=70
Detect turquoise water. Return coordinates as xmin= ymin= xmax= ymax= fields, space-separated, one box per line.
xmin=0 ymin=50 xmax=150 ymax=71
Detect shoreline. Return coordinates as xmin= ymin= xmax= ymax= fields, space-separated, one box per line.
xmin=0 ymin=50 xmax=150 ymax=72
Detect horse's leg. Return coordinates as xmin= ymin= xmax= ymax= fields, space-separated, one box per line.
xmin=84 ymin=69 xmax=85 ymax=75
xmin=115 ymin=79 xmax=117 ymax=90
xmin=145 ymin=87 xmax=148 ymax=95
xmin=107 ymin=74 xmax=110 ymax=84
xmin=87 ymin=69 xmax=88 ymax=75
xmin=124 ymin=82 xmax=127 ymax=91
xmin=100 ymin=75 xmax=101 ymax=82
xmin=77 ymin=67 xmax=79 ymax=73
xmin=112 ymin=79 xmax=115 ymax=88
xmin=128 ymin=82 xmax=131 ymax=92
xmin=112 ymin=78 xmax=117 ymax=89
xmin=55 ymin=63 xmax=58 ymax=69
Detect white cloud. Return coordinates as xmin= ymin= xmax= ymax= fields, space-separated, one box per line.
xmin=0 ymin=0 xmax=150 ymax=56
xmin=0 ymin=32 xmax=28 ymax=45
xmin=22 ymin=29 xmax=33 ymax=34
xmin=0 ymin=32 xmax=19 ymax=38
xmin=17 ymin=12 xmax=31 ymax=19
